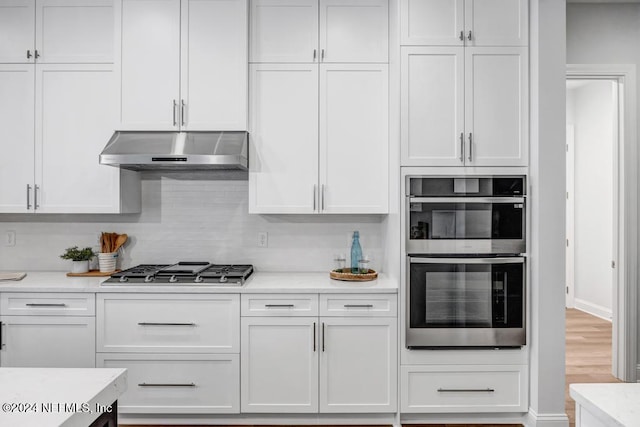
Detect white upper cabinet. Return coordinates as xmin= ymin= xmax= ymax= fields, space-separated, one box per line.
xmin=401 ymin=47 xmax=464 ymax=166
xmin=0 ymin=0 xmax=35 ymax=63
xmin=465 ymin=47 xmax=528 ymax=166
xmin=401 ymin=0 xmax=527 ymax=46
xmin=250 ymin=0 xmax=318 ymax=63
xmin=118 ymin=0 xmax=248 ymax=130
xmin=320 ymin=64 xmax=388 ymax=214
xmin=0 ymin=65 xmax=35 ymax=213
xmin=250 ymin=0 xmax=388 ymax=63
xmin=249 ymin=64 xmax=319 ymax=214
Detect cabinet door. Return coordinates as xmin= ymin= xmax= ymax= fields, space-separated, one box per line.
xmin=465 ymin=47 xmax=528 ymax=166
xmin=0 ymin=0 xmax=35 ymax=63
xmin=98 ymin=353 xmax=240 ymax=414
xmin=241 ymin=317 xmax=318 ymax=413
xmin=119 ymin=0 xmax=180 ymax=130
xmin=400 ymin=47 xmax=464 ymax=166
xmin=249 ymin=64 xmax=318 ymax=214
xmin=400 ymin=0 xmax=464 ymax=46
xmin=320 ymin=64 xmax=388 ymax=213
xmin=0 ymin=65 xmax=35 ymax=213
xmin=0 ymin=316 xmax=95 ymax=368
xmin=319 ymin=317 xmax=397 ymax=413
xmin=181 ymin=0 xmax=247 ymax=131
xmin=319 ymin=0 xmax=388 ymax=63
xmin=34 ymin=64 xmax=123 ymax=213
xmin=250 ymin=0 xmax=318 ymax=63
xmin=35 ymin=0 xmax=114 ymax=63
xmin=465 ymin=0 xmax=528 ymax=46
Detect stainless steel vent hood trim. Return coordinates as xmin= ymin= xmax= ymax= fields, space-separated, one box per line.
xmin=99 ymin=131 xmax=248 ymax=171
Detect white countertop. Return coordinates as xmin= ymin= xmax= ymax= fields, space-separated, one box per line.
xmin=0 ymin=271 xmax=398 ymax=294
xmin=570 ymin=383 xmax=640 ymax=427
xmin=0 ymin=368 xmax=127 ymax=427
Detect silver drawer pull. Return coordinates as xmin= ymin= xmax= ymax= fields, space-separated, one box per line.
xmin=137 ymin=322 xmax=196 ymax=326
xmin=264 ymin=304 xmax=295 ymax=308
xmin=26 ymin=303 xmax=67 ymax=307
xmin=343 ymin=304 xmax=374 ymax=308
xmin=138 ymin=383 xmax=196 ymax=387
xmin=437 ymin=388 xmax=495 ymax=393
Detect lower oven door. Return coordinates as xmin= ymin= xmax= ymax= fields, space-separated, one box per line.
xmin=407 ymin=256 xmax=525 ymax=348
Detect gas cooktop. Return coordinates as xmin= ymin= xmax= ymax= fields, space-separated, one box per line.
xmin=102 ymin=262 xmax=253 ymax=286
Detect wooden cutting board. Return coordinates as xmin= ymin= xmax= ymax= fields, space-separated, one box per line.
xmin=66 ymin=270 xmax=120 ymax=277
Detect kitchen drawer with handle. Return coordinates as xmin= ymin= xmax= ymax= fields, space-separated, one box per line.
xmin=320 ymin=294 xmax=397 ymax=317
xmin=401 ymin=365 xmax=528 ymax=413
xmin=97 ymin=353 xmax=239 ymax=414
xmin=97 ymin=294 xmax=239 ymax=353
xmin=241 ymin=294 xmax=318 ymax=317
xmin=0 ymin=293 xmax=95 ymax=316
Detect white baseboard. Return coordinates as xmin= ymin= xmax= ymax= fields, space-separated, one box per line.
xmin=525 ymin=408 xmax=570 ymax=427
xmin=574 ymin=298 xmax=613 ymax=321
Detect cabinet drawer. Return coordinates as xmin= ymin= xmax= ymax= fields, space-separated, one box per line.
xmin=97 ymin=294 xmax=239 ymax=353
xmin=97 ymin=353 xmax=239 ymax=414
xmin=0 ymin=293 xmax=95 ymax=316
xmin=320 ymin=294 xmax=397 ymax=317
xmin=241 ymin=294 xmax=318 ymax=316
xmin=401 ymin=365 xmax=528 ymax=413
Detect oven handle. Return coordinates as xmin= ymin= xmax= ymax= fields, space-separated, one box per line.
xmin=409 ymin=256 xmax=525 ymax=265
xmin=409 ymin=197 xmax=524 ymax=204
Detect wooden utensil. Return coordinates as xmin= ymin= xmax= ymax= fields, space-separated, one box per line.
xmin=114 ymin=234 xmax=128 ymax=252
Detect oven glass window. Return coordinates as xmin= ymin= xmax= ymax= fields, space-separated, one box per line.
xmin=409 ymin=261 xmax=524 ymax=329
xmin=408 ymin=202 xmax=523 ymax=240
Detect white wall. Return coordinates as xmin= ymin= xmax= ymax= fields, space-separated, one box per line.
xmin=0 ymin=173 xmax=385 ymax=272
xmin=567 ymin=80 xmax=615 ymax=319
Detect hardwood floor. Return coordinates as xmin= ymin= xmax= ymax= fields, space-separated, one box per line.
xmin=122 ymin=309 xmax=617 ymax=427
xmin=565 ymin=308 xmax=621 ymax=427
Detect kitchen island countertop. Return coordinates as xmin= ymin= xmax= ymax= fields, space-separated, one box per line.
xmin=0 ymin=271 xmax=398 ymax=294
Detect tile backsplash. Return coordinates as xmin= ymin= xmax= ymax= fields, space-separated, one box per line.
xmin=0 ymin=172 xmax=386 ymax=272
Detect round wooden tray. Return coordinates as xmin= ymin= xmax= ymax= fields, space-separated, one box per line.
xmin=329 ymin=268 xmax=378 ymax=282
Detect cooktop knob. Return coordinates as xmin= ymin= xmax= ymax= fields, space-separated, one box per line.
xmin=144 ymin=275 xmax=155 ymax=283
xmin=169 ymin=275 xmax=178 ymax=283
xmin=119 ymin=276 xmax=128 ymax=283
xmin=219 ymin=275 xmax=228 ymax=283
xmin=194 ymin=275 xmax=204 ymax=283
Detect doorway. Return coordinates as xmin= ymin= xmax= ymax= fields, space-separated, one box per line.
xmin=566 ymin=64 xmax=638 ymax=385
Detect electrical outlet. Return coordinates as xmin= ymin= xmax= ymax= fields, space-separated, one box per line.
xmin=5 ymin=230 xmax=16 ymax=247
xmin=258 ymin=232 xmax=268 ymax=248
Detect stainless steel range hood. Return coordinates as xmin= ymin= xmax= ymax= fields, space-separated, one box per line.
xmin=99 ymin=131 xmax=248 ymax=171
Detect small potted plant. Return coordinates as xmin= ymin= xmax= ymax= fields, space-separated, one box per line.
xmin=60 ymin=246 xmax=96 ymax=274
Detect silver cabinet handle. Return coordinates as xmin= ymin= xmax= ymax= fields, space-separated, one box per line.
xmin=343 ymin=304 xmax=374 ymax=308
xmin=313 ymin=322 xmax=316 ymax=352
xmin=409 ymin=196 xmax=525 ymax=204
xmin=313 ymin=185 xmax=317 ymax=212
xmin=172 ymin=100 xmax=177 ymax=126
xmin=26 ymin=303 xmax=66 ymax=307
xmin=321 ymin=49 xmax=325 ymax=61
xmin=467 ymin=31 xmax=473 ymax=41
xmin=459 ymin=132 xmax=464 ymax=162
xmin=34 ymin=185 xmax=40 ymax=209
xmin=313 ymin=49 xmax=317 ymax=61
xmin=322 ymin=322 xmax=325 ymax=352
xmin=35 ymin=49 xmax=39 ymax=58
xmin=137 ymin=322 xmax=196 ymax=326
xmin=181 ymin=99 xmax=186 ymax=126
xmin=410 ymin=256 xmax=525 ymax=265
xmin=26 ymin=184 xmax=32 ymax=210
xmin=0 ymin=322 xmax=4 ymax=348
xmin=438 ymin=388 xmax=494 ymax=393
xmin=138 ymin=383 xmax=196 ymax=387
xmin=468 ymin=132 xmax=473 ymax=161
xmin=264 ymin=304 xmax=294 ymax=308
xmin=27 ymin=50 xmax=32 ymax=59
xmin=321 ymin=184 xmax=325 ymax=211
xmin=459 ymin=31 xmax=464 ymax=41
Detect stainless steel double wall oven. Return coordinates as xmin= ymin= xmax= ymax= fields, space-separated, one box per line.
xmin=406 ymin=176 xmax=526 ymax=348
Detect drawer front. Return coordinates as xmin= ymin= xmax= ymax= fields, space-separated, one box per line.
xmin=401 ymin=365 xmax=528 ymax=413
xmin=97 ymin=353 xmax=239 ymax=414
xmin=241 ymin=294 xmax=318 ymax=316
xmin=0 ymin=293 xmax=95 ymax=316
xmin=97 ymin=294 xmax=239 ymax=353
xmin=320 ymin=294 xmax=397 ymax=317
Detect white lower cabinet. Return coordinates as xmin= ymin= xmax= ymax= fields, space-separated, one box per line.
xmin=97 ymin=353 xmax=239 ymax=414
xmin=240 ymin=293 xmax=398 ymax=414
xmin=401 ymin=364 xmax=528 ymax=413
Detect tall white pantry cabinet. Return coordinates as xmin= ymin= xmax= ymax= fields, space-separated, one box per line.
xmin=248 ymin=0 xmax=389 ymax=214
xmin=400 ymin=0 xmax=528 ymax=167
xmin=0 ymin=0 xmax=140 ymax=214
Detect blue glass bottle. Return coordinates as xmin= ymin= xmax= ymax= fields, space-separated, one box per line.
xmin=350 ymin=231 xmax=362 ymax=274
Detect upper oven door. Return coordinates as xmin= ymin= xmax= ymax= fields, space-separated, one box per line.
xmin=406 ymin=176 xmax=526 ymax=254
